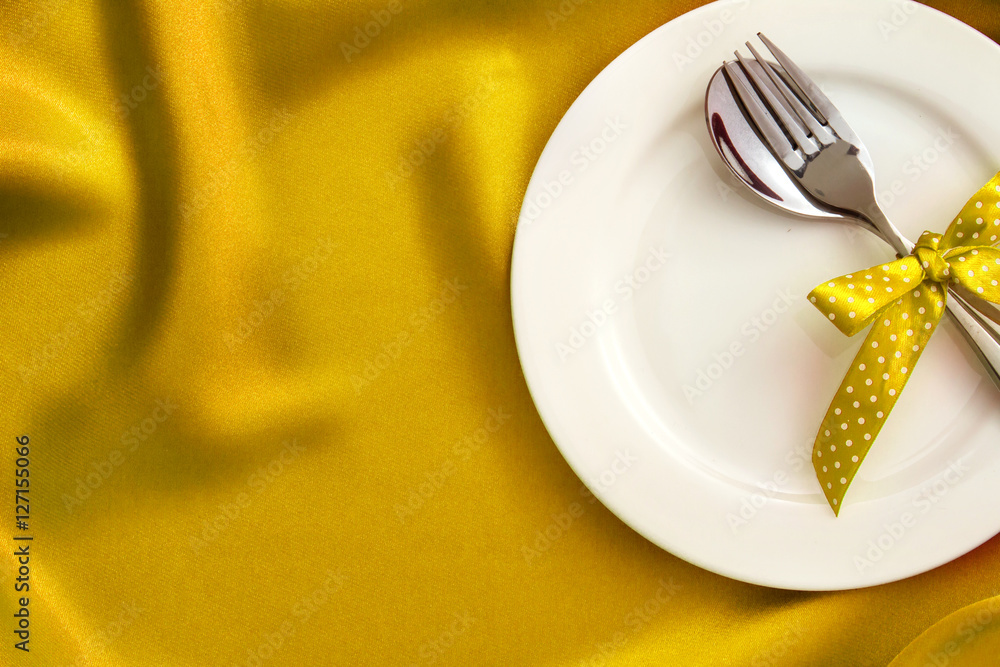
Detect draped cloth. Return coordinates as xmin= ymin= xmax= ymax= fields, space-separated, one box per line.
xmin=1 ymin=0 xmax=999 ymax=664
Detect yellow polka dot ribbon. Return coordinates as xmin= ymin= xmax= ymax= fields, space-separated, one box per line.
xmin=810 ymin=174 xmax=1000 ymax=515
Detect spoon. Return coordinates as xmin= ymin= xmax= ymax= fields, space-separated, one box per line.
xmin=705 ymin=62 xmax=1000 ymax=388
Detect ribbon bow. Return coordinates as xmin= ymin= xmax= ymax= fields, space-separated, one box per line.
xmin=809 ymin=176 xmax=1000 ymax=515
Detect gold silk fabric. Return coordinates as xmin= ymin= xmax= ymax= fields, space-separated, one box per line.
xmin=1 ymin=0 xmax=999 ymax=665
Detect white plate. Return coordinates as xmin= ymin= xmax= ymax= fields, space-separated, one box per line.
xmin=511 ymin=0 xmax=1000 ymax=590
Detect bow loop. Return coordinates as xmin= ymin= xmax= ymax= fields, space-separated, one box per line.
xmin=942 ymin=246 xmax=1000 ymax=302
xmin=808 ymin=170 xmax=1000 ymax=516
xmin=939 ymin=211 xmax=1000 ymax=250
xmin=807 ymin=258 xmax=925 ymax=337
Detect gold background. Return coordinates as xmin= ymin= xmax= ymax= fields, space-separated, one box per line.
xmin=1 ymin=0 xmax=998 ymax=664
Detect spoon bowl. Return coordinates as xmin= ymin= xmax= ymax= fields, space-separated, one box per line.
xmin=705 ymin=64 xmax=843 ymax=221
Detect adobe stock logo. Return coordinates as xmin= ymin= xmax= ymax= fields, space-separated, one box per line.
xmin=878 ymin=0 xmax=918 ymax=41
xmin=853 ymin=459 xmax=968 ymax=573
xmin=920 ymin=596 xmax=1000 ymax=667
xmin=683 ymin=289 xmax=798 ymax=404
xmin=339 ymin=0 xmax=405 ymax=63
xmin=556 ymin=246 xmax=670 ymax=361
xmin=61 ymin=399 xmax=177 ymax=514
xmin=725 ymin=440 xmax=813 ymax=534
xmin=672 ymin=0 xmax=752 ymax=71
xmin=521 ymin=449 xmax=638 ymax=566
xmin=520 ymin=117 xmax=628 ymax=227
xmin=115 ymin=65 xmax=165 ymax=120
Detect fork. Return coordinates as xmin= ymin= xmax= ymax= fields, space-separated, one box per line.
xmin=725 ymin=33 xmax=1000 ymax=386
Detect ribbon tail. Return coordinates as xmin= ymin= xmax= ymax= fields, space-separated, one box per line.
xmin=813 ymin=285 xmax=947 ymax=514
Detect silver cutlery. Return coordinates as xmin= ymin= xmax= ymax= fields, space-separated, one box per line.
xmin=706 ymin=33 xmax=1000 ymax=389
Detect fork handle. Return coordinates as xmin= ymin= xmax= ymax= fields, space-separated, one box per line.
xmin=864 ymin=208 xmax=1000 ymax=389
xmin=944 ymin=291 xmax=1000 ymax=388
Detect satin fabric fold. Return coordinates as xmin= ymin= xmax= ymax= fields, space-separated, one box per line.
xmin=889 ymin=596 xmax=1000 ymax=667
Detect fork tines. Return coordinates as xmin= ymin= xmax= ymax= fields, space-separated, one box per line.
xmin=723 ymin=33 xmax=857 ymax=171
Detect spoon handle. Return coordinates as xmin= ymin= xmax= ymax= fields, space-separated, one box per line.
xmin=945 ymin=291 xmax=1000 ymax=387
xmin=866 ymin=206 xmax=1000 ymax=388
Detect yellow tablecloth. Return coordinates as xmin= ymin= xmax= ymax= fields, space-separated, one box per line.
xmin=1 ymin=0 xmax=998 ymax=665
